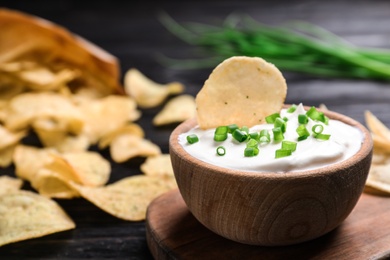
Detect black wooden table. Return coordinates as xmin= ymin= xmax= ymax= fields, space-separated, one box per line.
xmin=0 ymin=0 xmax=389 ymax=259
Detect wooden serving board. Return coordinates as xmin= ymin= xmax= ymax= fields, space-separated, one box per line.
xmin=146 ymin=189 xmax=390 ymax=260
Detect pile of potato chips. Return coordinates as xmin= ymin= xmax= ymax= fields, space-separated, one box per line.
xmin=0 ymin=8 xmax=196 ymax=247
xmin=363 ymin=111 xmax=390 ymax=195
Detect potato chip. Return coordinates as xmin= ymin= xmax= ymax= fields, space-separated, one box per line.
xmin=0 ymin=41 xmax=38 ymax=64
xmin=0 ymin=60 xmax=36 ymax=72
xmin=17 ymin=67 xmax=77 ymax=91
xmin=1 ymin=60 xmax=78 ymax=92
xmin=0 ymin=8 xmax=123 ymax=95
xmin=13 ymin=145 xmax=57 ymax=181
xmin=140 ymin=154 xmax=174 ymax=177
xmin=61 ymin=151 xmax=110 ymax=187
xmin=196 ymin=56 xmax=287 ymax=129
xmin=0 ymin=145 xmax=17 ymax=168
xmin=363 ymin=111 xmax=390 ymax=195
xmin=371 ymin=134 xmax=390 ymax=154
xmin=365 ymin=163 xmax=390 ymax=194
xmin=51 ymin=135 xmax=90 ymax=153
xmin=0 ymin=190 xmax=75 ymax=246
xmin=71 ymin=87 xmax=107 ymax=105
xmin=98 ymin=123 xmax=144 ymax=149
xmin=4 ymin=92 xmax=83 ymax=131
xmin=110 ymin=134 xmax=161 ymax=163
xmin=41 ymin=155 xmax=83 ymax=183
xmin=32 ymin=117 xmax=89 ymax=152
xmin=79 ymin=95 xmax=141 ymax=143
xmin=69 ymin=175 xmax=177 ymax=221
xmin=365 ymin=111 xmax=390 ymax=142
xmin=0 ymin=73 xmax=25 ymax=101
xmin=153 ymin=94 xmax=196 ymax=126
xmin=124 ymin=68 xmax=184 ymax=108
xmin=0 ymin=175 xmax=23 ymax=196
xmin=30 ymin=150 xmax=110 ymax=198
xmin=31 ymin=168 xmax=80 ymax=199
xmin=0 ymin=124 xmax=25 ymax=167
xmin=0 ymin=124 xmax=25 ymax=149
xmin=32 ymin=117 xmax=68 ymax=145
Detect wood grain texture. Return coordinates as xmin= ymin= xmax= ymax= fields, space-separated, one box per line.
xmin=0 ymin=0 xmax=389 ymax=258
xmin=146 ymin=189 xmax=390 ymax=260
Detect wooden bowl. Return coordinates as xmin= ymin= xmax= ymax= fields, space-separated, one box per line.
xmin=169 ymin=109 xmax=373 ymax=246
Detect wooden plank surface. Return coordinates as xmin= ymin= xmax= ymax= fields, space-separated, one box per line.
xmin=0 ymin=0 xmax=389 ymax=259
xmin=146 ymin=189 xmax=390 ymax=260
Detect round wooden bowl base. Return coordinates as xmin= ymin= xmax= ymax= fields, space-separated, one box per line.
xmin=146 ymin=189 xmax=390 ymax=259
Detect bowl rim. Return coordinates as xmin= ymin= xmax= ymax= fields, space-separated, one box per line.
xmin=169 ymin=105 xmax=373 ymax=180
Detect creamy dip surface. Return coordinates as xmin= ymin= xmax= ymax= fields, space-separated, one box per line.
xmin=178 ymin=104 xmax=363 ymax=172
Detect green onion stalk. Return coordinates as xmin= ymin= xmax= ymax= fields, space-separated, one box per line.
xmin=158 ymin=12 xmax=390 ymax=81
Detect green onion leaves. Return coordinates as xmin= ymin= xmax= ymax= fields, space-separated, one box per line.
xmin=259 ymin=129 xmax=270 ymax=145
xmin=186 ymin=134 xmax=199 ymax=144
xmin=287 ymin=104 xmax=297 ymax=113
xmin=214 ymin=126 xmax=228 ymax=142
xmin=296 ymin=125 xmax=310 ymax=141
xmin=312 ymin=124 xmax=331 ymax=140
xmin=245 ymin=139 xmax=259 ymax=157
xmin=185 ymin=105 xmax=332 ymax=161
xmin=275 ymin=149 xmax=292 ymax=158
xmin=232 ymin=129 xmax=248 ymax=142
xmin=274 ymin=118 xmax=287 ymax=133
xmin=160 ymin=13 xmax=390 ymax=81
xmin=298 ymin=114 xmax=308 ymax=124
xmin=227 ymin=124 xmax=239 ymax=133
xmin=276 ymin=140 xmax=297 ymax=158
xmin=265 ymin=113 xmax=280 ymax=124
xmin=216 ymin=146 xmax=226 ymax=156
xmin=272 ymin=127 xmax=284 ymax=142
xmin=306 ymin=106 xmax=329 ymax=125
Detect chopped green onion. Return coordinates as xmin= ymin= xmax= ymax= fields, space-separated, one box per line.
xmin=214 ymin=134 xmax=227 ymax=142
xmin=227 ymin=124 xmax=239 ymax=133
xmin=275 ymin=149 xmax=292 ymax=158
xmin=312 ymin=124 xmax=324 ymax=135
xmin=296 ymin=125 xmax=310 ymax=141
xmin=306 ymin=106 xmax=321 ymax=120
xmin=244 ymin=147 xmax=259 ymax=157
xmin=246 ymin=139 xmax=259 ymax=148
xmin=298 ymin=135 xmax=309 ymax=141
xmin=287 ymin=104 xmax=297 ymax=113
xmin=214 ymin=126 xmax=228 ymax=142
xmin=281 ymin=140 xmax=297 ymax=152
xmin=298 ymin=114 xmax=308 ymax=124
xmin=314 ymin=133 xmax=331 ymax=140
xmin=259 ymin=129 xmax=271 ymax=144
xmin=265 ymin=113 xmax=280 ymax=124
xmin=274 ymin=117 xmax=287 ymax=133
xmin=241 ymin=126 xmax=249 ymax=134
xmin=306 ymin=106 xmax=329 ymax=124
xmin=186 ymin=134 xmax=199 ymax=144
xmin=323 ymin=116 xmax=329 ymax=125
xmin=272 ymin=127 xmax=284 ymax=142
xmin=215 ymin=126 xmax=228 ymax=135
xmin=232 ymin=129 xmax=248 ymax=142
xmin=312 ymin=124 xmax=331 ymax=140
xmin=249 ymin=132 xmax=260 ymax=141
xmin=245 ymin=138 xmax=259 ymax=157
xmin=216 ymin=146 xmax=226 ymax=156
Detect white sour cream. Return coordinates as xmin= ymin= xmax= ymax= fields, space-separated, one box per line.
xmin=178 ymin=104 xmax=363 ymax=172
